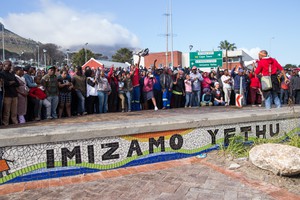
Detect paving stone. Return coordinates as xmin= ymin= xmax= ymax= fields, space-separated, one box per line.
xmin=0 ymin=160 xmax=289 ymax=200
xmin=224 ymin=190 xmax=238 ymax=200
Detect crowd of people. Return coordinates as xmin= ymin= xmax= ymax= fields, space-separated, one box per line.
xmin=0 ymin=50 xmax=298 ymax=126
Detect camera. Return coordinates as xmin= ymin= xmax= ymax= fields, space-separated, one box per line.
xmin=149 ymin=74 xmax=154 ymax=78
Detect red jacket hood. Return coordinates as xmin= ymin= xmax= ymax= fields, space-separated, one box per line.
xmin=260 ymin=57 xmax=274 ymax=65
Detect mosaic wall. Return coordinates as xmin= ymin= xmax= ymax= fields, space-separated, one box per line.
xmin=0 ymin=118 xmax=298 ymax=185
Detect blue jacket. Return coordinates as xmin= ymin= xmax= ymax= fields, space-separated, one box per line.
xmin=24 ymin=73 xmax=37 ymax=88
xmin=231 ymin=70 xmax=247 ymax=91
xmin=153 ymin=73 xmax=162 ymax=91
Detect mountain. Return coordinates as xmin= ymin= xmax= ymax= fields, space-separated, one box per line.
xmin=0 ymin=23 xmax=133 ymax=61
xmin=0 ymin=23 xmax=39 ymax=60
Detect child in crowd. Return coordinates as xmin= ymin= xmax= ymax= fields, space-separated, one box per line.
xmin=184 ymin=74 xmax=192 ymax=108
xmin=200 ymin=89 xmax=213 ymax=106
xmin=212 ymin=82 xmax=225 ymax=106
xmin=58 ymin=69 xmax=73 ymax=117
xmin=28 ymin=76 xmax=51 ymax=120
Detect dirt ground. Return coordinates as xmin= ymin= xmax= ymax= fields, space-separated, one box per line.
xmin=205 ymin=151 xmax=300 ymax=195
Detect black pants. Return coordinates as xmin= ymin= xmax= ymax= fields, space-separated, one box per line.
xmin=173 ymin=94 xmax=183 ymax=108
xmin=86 ymin=96 xmax=98 ymax=114
xmin=26 ymin=96 xmax=40 ymax=121
xmin=154 ymin=89 xmax=162 ymax=109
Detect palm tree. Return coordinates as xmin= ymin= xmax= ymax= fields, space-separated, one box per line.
xmin=218 ymin=40 xmax=237 ymax=70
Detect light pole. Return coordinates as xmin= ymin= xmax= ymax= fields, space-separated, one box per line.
xmin=36 ymin=45 xmax=40 ymax=69
xmin=189 ymin=45 xmax=193 ymax=52
xmin=43 ymin=49 xmax=47 ymax=70
xmin=66 ymin=49 xmax=70 ymax=66
xmin=19 ymin=51 xmax=24 ymax=63
xmin=1 ymin=23 xmax=4 ymax=61
xmin=85 ymin=42 xmax=88 ymax=63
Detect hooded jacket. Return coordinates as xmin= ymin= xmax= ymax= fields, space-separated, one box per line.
xmin=255 ymin=57 xmax=283 ymax=76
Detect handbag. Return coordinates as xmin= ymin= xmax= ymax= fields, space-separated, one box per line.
xmin=261 ymin=64 xmax=272 ymax=91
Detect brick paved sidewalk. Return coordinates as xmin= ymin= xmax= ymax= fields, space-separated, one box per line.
xmin=1 ymin=156 xmax=299 ymax=200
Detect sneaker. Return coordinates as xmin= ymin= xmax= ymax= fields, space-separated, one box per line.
xmin=154 ymin=106 xmax=158 ymax=111
xmin=35 ymin=117 xmax=41 ymax=121
xmin=258 ymin=104 xmax=262 ymax=107
xmin=128 ymin=110 xmax=131 ymax=112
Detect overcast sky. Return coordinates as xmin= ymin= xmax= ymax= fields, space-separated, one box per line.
xmin=1 ymin=0 xmax=300 ymax=65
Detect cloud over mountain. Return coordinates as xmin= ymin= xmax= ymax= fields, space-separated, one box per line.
xmin=3 ymin=0 xmax=139 ymax=49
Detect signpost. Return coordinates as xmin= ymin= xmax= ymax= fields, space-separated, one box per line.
xmin=189 ymin=51 xmax=223 ymax=68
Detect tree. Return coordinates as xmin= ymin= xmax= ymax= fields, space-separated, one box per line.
xmin=72 ymin=48 xmax=95 ymax=66
xmin=284 ymin=64 xmax=297 ymax=69
xmin=218 ymin=40 xmax=237 ymax=70
xmin=112 ymin=48 xmax=133 ymax=63
xmin=40 ymin=43 xmax=65 ymax=66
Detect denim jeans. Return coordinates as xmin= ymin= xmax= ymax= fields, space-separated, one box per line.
xmin=47 ymin=96 xmax=59 ymax=118
xmin=75 ymin=89 xmax=85 ymax=114
xmin=125 ymin=91 xmax=132 ymax=111
xmin=191 ymin=90 xmax=201 ymax=107
xmin=264 ymin=90 xmax=281 ymax=109
xmin=185 ymin=92 xmax=192 ymax=107
xmin=280 ymin=89 xmax=289 ymax=104
xmin=214 ymin=100 xmax=226 ymax=106
xmin=132 ymin=86 xmax=141 ymax=111
xmin=98 ymin=91 xmax=108 ymax=113
xmin=162 ymin=90 xmax=172 ymax=108
xmin=38 ymin=98 xmax=51 ymax=119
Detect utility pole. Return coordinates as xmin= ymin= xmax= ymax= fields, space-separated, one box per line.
xmin=165 ymin=2 xmax=169 ymax=68
xmin=36 ymin=45 xmax=39 ymax=69
xmin=66 ymin=49 xmax=70 ymax=66
xmin=43 ymin=49 xmax=47 ymax=71
xmin=85 ymin=43 xmax=88 ymax=63
xmin=170 ymin=0 xmax=174 ymax=69
xmin=1 ymin=23 xmax=4 ymax=61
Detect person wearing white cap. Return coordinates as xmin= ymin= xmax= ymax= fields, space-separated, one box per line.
xmin=190 ymin=66 xmax=203 ymax=107
xmin=212 ymin=82 xmax=225 ymax=106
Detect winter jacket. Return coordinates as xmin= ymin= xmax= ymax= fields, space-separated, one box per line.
xmin=255 ymin=57 xmax=283 ymax=76
xmin=160 ymin=73 xmax=173 ymax=90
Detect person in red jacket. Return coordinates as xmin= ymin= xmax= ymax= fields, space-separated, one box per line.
xmin=249 ymin=68 xmax=262 ymax=107
xmin=131 ymin=56 xmax=141 ymax=111
xmin=29 ymin=76 xmax=51 ymax=120
xmin=255 ymin=50 xmax=288 ymax=109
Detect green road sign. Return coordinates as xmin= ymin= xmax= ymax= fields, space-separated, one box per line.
xmin=190 ymin=51 xmax=223 ymax=68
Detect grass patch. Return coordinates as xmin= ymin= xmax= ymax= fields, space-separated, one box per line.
xmin=218 ymin=132 xmax=300 ymax=159
xmin=288 ymin=134 xmax=300 ymax=148
xmin=219 ymin=135 xmax=250 ymax=159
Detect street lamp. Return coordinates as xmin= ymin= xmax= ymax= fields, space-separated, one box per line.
xmin=189 ymin=45 xmax=193 ymax=51
xmin=85 ymin=42 xmax=88 ymax=63
xmin=43 ymin=49 xmax=47 ymax=70
xmin=1 ymin=23 xmax=4 ymax=61
xmin=19 ymin=51 xmax=24 ymax=63
xmin=36 ymin=45 xmax=40 ymax=69
xmin=66 ymin=49 xmax=70 ymax=66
